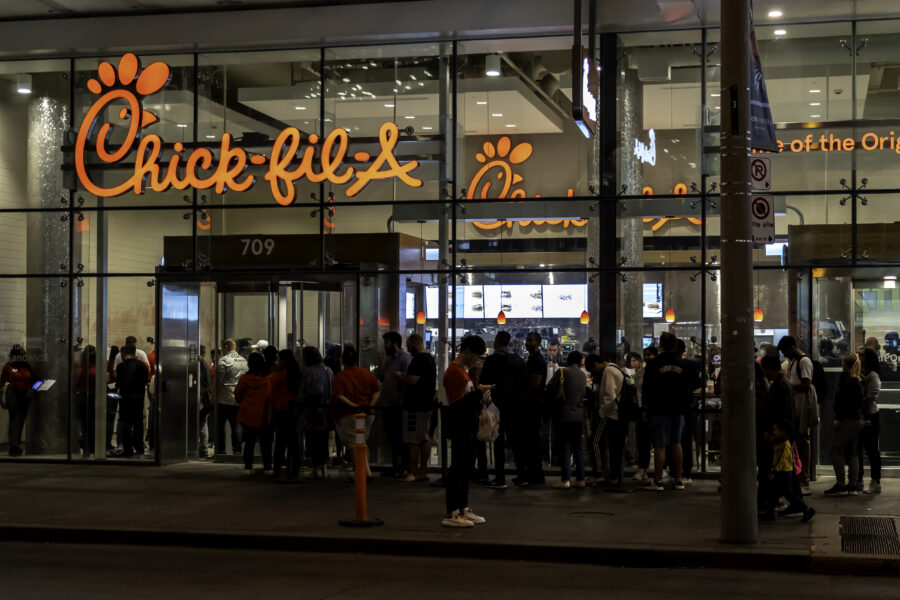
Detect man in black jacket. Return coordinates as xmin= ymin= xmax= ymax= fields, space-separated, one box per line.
xmin=115 ymin=344 xmax=149 ymax=458
xmin=480 ymin=331 xmax=526 ymax=489
xmin=759 ymin=354 xmax=795 ymax=512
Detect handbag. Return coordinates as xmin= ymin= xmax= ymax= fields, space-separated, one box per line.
xmin=476 ymin=402 xmax=501 ymax=442
xmin=791 ymin=441 xmax=802 ymax=475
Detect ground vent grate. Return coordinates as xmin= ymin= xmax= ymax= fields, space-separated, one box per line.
xmin=839 ymin=516 xmax=900 ymax=555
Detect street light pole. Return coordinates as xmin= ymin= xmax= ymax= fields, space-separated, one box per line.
xmin=719 ymin=0 xmax=758 ymax=544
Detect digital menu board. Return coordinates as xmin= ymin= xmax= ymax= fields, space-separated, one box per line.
xmin=458 ymin=285 xmax=486 ymax=319
xmin=541 ymin=284 xmax=587 ymax=318
xmin=642 ymin=283 xmax=663 ymax=318
xmin=500 ymin=284 xmax=544 ymax=319
xmin=425 ymin=286 xmax=440 ymax=319
xmin=406 ymin=292 xmax=415 ymax=320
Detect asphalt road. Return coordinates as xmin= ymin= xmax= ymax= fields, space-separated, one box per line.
xmin=0 ymin=542 xmax=897 ymax=599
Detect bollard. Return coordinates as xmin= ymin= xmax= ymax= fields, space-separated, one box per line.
xmin=339 ymin=412 xmax=383 ymax=527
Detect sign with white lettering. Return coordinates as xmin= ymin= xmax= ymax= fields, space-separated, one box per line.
xmin=751 ymin=194 xmax=775 ymax=245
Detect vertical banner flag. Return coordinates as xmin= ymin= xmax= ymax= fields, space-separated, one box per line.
xmin=749 ymin=2 xmax=778 ymax=152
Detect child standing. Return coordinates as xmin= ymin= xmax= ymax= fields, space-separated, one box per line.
xmin=762 ymin=419 xmax=815 ymax=523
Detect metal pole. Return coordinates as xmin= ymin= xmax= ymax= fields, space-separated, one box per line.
xmin=719 ymin=0 xmax=757 ymax=544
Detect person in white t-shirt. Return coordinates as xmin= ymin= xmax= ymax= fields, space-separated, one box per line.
xmin=777 ymin=336 xmax=819 ymax=488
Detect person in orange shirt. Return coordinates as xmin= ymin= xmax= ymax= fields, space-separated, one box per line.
xmin=269 ymin=349 xmax=302 ymax=480
xmin=331 ymin=345 xmax=380 ymax=478
xmin=235 ymin=353 xmax=273 ymax=475
xmin=441 ymin=335 xmax=489 ymax=528
xmin=0 ymin=345 xmax=37 ymax=457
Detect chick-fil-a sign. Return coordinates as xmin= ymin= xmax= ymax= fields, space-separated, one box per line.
xmin=75 ymin=53 xmax=423 ymax=202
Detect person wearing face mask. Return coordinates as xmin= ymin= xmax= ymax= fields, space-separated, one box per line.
xmin=377 ymin=331 xmax=412 ymax=478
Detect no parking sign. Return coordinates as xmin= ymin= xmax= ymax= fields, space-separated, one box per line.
xmin=752 ymin=194 xmax=775 ymax=244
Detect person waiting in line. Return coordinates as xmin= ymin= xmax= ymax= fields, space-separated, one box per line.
xmin=631 ymin=349 xmax=654 ymax=482
xmin=546 ymin=339 xmax=562 ymax=369
xmin=106 ymin=345 xmax=120 ymax=452
xmin=215 ymin=338 xmax=248 ymax=457
xmin=515 ymin=331 xmax=546 ymax=487
xmin=114 ymin=344 xmax=149 ymax=458
xmin=331 ymin=345 xmax=380 ymax=479
xmin=394 ymin=333 xmax=436 ymax=483
xmin=323 ymin=343 xmax=345 ymax=466
xmin=262 ymin=345 xmax=278 ymax=373
xmin=299 ymin=346 xmax=333 ymax=479
xmin=270 ymin=349 xmax=302 ymax=480
xmin=857 ymin=347 xmax=882 ymax=494
xmin=76 ymin=345 xmax=98 ymax=456
xmin=550 ymin=351 xmax=587 ymax=489
xmin=377 ymin=331 xmax=412 ymax=478
xmin=469 ymin=348 xmax=491 ymax=484
xmin=676 ymin=337 xmax=703 ymax=483
xmin=479 ymin=331 xmax=527 ymax=489
xmin=825 ymin=353 xmax=865 ymax=496
xmin=0 ymin=345 xmax=37 ymax=457
xmin=760 ymin=419 xmax=815 ymax=523
xmin=776 ymin=336 xmax=819 ymax=490
xmin=197 ymin=345 xmax=213 ymax=459
xmin=758 ymin=354 xmax=795 ymax=515
xmin=589 ymin=353 xmax=627 ymax=487
xmin=235 ymin=353 xmax=273 ymax=475
xmin=641 ymin=332 xmax=691 ymax=491
xmin=441 ymin=335 xmax=489 ymax=528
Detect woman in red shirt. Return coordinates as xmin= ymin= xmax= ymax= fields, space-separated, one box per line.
xmin=0 ymin=345 xmax=38 ymax=457
xmin=235 ymin=353 xmax=273 ymax=475
xmin=269 ymin=349 xmax=301 ymax=480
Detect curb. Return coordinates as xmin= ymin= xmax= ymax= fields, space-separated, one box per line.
xmin=0 ymin=524 xmax=812 ymax=573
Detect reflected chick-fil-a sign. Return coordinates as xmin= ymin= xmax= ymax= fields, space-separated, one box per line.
xmin=75 ymin=53 xmax=423 ymax=202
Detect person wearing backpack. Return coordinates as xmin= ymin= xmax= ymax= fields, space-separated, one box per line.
xmin=479 ymin=331 xmax=527 ymax=489
xmin=585 ymin=353 xmax=626 ymax=486
xmin=550 ymin=351 xmax=588 ymax=489
xmin=777 ymin=336 xmax=819 ymax=489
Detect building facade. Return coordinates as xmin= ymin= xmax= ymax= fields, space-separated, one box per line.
xmin=0 ymin=1 xmax=897 ymax=472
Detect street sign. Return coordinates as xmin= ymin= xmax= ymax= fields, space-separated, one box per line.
xmin=750 ymin=156 xmax=771 ymax=191
xmin=751 ymin=194 xmax=775 ymax=245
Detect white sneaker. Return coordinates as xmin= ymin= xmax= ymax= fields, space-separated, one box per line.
xmin=632 ymin=468 xmax=647 ymax=481
xmin=552 ymin=480 xmax=571 ymax=489
xmin=442 ymin=510 xmax=474 ymax=528
xmin=463 ymin=508 xmax=486 ymax=524
xmin=864 ymin=480 xmax=882 ymax=494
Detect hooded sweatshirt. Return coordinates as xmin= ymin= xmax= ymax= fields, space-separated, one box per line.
xmin=235 ymin=372 xmax=271 ymax=429
xmin=216 ymin=351 xmax=248 ymax=406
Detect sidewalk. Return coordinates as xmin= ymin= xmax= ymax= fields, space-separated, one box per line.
xmin=0 ymin=462 xmax=897 ymax=575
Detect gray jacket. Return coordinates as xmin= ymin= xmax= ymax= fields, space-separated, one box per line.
xmin=863 ymin=371 xmax=881 ymax=416
xmin=215 ymin=351 xmax=248 ymax=406
xmin=558 ymin=365 xmax=587 ymax=422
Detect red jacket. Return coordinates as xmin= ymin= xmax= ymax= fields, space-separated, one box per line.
xmin=235 ymin=373 xmax=271 ymax=429
xmin=268 ymin=369 xmax=297 ymax=414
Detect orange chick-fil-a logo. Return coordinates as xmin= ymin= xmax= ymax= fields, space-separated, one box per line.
xmin=470 ymin=137 xmax=588 ymax=231
xmin=75 ymin=53 xmax=423 ymax=213
xmin=641 ymin=183 xmax=703 ymax=231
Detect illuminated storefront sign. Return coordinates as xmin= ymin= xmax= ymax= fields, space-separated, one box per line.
xmin=75 ymin=53 xmax=423 ymax=203
xmin=755 ymin=131 xmax=900 ymax=154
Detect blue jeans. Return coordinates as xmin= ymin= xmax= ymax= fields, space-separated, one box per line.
xmin=559 ymin=420 xmax=585 ymax=482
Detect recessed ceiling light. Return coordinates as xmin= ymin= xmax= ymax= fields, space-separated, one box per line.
xmin=205 ymin=135 xmax=215 ymax=139
xmin=809 ymin=102 xmax=821 ymax=106
xmin=476 ymin=100 xmax=487 ymax=105
xmin=768 ymin=9 xmax=783 ymax=17
xmin=176 ymin=123 xmax=188 ymax=128
xmin=774 ymin=29 xmax=786 ymax=36
xmin=404 ymin=115 xmax=415 ymax=119
xmin=341 ymin=77 xmax=350 ymax=83
xmin=810 ymin=114 xmax=821 ymax=118
xmin=384 ymin=103 xmax=394 ymax=108
xmin=491 ymin=113 xmax=503 ymax=117
xmin=422 ymin=126 xmax=433 ymax=130
xmin=295 ymin=106 xmax=306 ymax=110
xmin=809 ymin=89 xmax=821 ymax=93
xmin=505 ymin=124 xmax=516 ymax=128
xmin=710 ymin=93 xmax=720 ymax=97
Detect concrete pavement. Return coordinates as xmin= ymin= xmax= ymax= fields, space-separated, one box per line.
xmin=0 ymin=462 xmax=897 ymax=575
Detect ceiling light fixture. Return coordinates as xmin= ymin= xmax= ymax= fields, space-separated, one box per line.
xmin=384 ymin=103 xmax=394 ymax=108
xmin=710 ymin=93 xmax=720 ymax=97
xmin=774 ymin=29 xmax=787 ymax=36
xmin=491 ymin=113 xmax=503 ymax=117
xmin=476 ymin=100 xmax=487 ymax=105
xmin=505 ymin=124 xmax=516 ymax=128
xmin=16 ymin=74 xmax=32 ymax=94
xmin=176 ymin=123 xmax=188 ymax=128
xmin=485 ymin=54 xmax=501 ymax=77
xmin=404 ymin=115 xmax=415 ymax=119
xmin=809 ymin=89 xmax=821 ymax=93
xmin=810 ymin=102 xmax=821 ymax=106
xmin=295 ymin=106 xmax=307 ymax=110
xmin=768 ymin=9 xmax=783 ymax=17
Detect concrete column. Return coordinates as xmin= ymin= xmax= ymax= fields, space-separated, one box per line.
xmin=719 ymin=0 xmax=758 ymax=544
xmin=619 ymin=66 xmax=645 ymax=354
xmin=26 ymin=91 xmax=70 ymax=455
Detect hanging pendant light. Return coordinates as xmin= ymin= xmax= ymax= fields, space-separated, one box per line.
xmin=496 ymin=310 xmax=507 ymax=325
xmin=665 ymin=308 xmax=675 ymax=323
xmin=753 ymin=307 xmax=764 ymax=322
xmin=416 ymin=310 xmax=426 ymax=325
xmin=579 ymin=310 xmax=590 ymax=324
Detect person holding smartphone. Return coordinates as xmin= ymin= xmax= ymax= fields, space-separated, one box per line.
xmin=0 ymin=345 xmax=37 ymax=457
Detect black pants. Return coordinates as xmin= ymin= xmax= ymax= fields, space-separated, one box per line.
xmin=857 ymin=412 xmax=881 ymax=485
xmin=216 ymin=404 xmax=241 ymax=454
xmin=492 ymin=419 xmax=511 ymax=485
xmin=273 ymin=409 xmax=300 ymax=476
xmin=473 ymin=440 xmax=489 ymax=479
xmin=6 ymin=388 xmax=32 ymax=454
xmin=106 ymin=394 xmax=118 ymax=451
xmin=756 ymin=438 xmax=774 ymax=511
xmin=636 ymin=417 xmax=651 ymax=470
xmin=118 ymin=395 xmax=144 ymax=457
xmin=79 ymin=393 xmax=96 ymax=454
xmin=242 ymin=426 xmax=273 ymax=471
xmin=382 ymin=406 xmax=408 ymax=474
xmin=772 ymin=471 xmax=807 ymax=512
xmin=518 ymin=409 xmax=545 ymax=484
xmin=305 ymin=428 xmax=329 ymax=467
xmin=445 ymin=396 xmax=477 ymax=515
xmin=681 ymin=410 xmax=694 ymax=478
xmin=599 ymin=417 xmax=626 ymax=484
